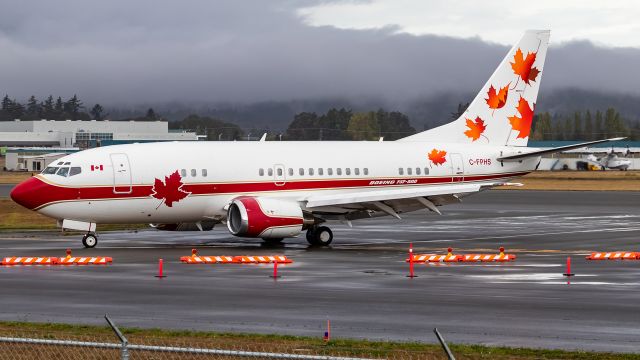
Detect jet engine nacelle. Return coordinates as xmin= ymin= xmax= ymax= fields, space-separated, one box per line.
xmin=226 ymin=196 xmax=304 ymax=239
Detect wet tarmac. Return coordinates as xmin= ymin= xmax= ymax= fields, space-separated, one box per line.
xmin=0 ymin=190 xmax=639 ymax=353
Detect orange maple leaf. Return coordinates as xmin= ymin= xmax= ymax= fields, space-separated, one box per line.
xmin=508 ymin=96 xmax=535 ymax=139
xmin=510 ymin=48 xmax=540 ymax=84
xmin=485 ymin=84 xmax=509 ymax=110
xmin=428 ymin=149 xmax=447 ymax=166
xmin=464 ymin=117 xmax=486 ymax=141
xmin=151 ymin=170 xmax=190 ymax=207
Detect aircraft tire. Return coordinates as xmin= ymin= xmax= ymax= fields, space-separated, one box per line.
xmin=311 ymin=226 xmax=333 ymax=246
xmin=82 ymin=233 xmax=98 ymax=248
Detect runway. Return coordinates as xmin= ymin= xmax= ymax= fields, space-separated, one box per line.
xmin=1 ymin=190 xmax=639 ymax=353
xmin=0 ymin=184 xmax=14 ymax=197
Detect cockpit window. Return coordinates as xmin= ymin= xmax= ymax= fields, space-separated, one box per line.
xmin=43 ymin=166 xmax=59 ymax=175
xmin=69 ymin=167 xmax=82 ymax=176
xmin=56 ymin=167 xmax=70 ymax=177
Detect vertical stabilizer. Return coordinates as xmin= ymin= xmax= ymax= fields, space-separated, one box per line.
xmin=399 ymin=30 xmax=550 ymax=146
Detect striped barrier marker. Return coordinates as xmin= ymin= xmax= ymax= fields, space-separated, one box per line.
xmin=407 ymin=247 xmax=462 ymax=263
xmin=180 ymin=255 xmax=236 ymax=264
xmin=1 ymin=257 xmax=58 ymax=266
xmin=180 ymin=249 xmax=292 ymax=264
xmin=233 ymin=255 xmax=293 ymax=264
xmin=460 ymin=254 xmax=516 ymax=262
xmin=57 ymin=249 xmax=112 ymax=265
xmin=586 ymin=252 xmax=640 ymax=260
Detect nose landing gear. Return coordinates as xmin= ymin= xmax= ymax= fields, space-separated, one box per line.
xmin=82 ymin=233 xmax=98 ymax=248
xmin=306 ymin=226 xmax=333 ymax=246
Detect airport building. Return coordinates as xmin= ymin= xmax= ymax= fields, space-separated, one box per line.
xmin=0 ymin=119 xmax=198 ymax=148
xmin=4 ymin=147 xmax=79 ymax=172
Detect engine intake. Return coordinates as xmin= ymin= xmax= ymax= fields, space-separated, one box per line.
xmin=227 ymin=196 xmax=304 ymax=238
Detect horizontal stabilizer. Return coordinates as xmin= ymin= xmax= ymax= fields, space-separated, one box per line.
xmin=497 ymin=138 xmax=626 ymax=161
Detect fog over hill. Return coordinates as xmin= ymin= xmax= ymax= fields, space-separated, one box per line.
xmin=1 ymin=1 xmax=640 ymax=129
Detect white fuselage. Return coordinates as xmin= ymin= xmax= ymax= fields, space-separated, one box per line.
xmin=20 ymin=141 xmax=539 ymax=224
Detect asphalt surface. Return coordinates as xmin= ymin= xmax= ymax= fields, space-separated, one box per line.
xmin=0 ymin=184 xmax=14 ymax=197
xmin=1 ymin=190 xmax=640 ymax=353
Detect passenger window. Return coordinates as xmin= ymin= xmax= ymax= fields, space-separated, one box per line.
xmin=259 ymin=168 xmax=264 ymax=176
xmin=398 ymin=168 xmax=404 ymax=175
xmin=424 ymin=167 xmax=430 ymax=175
xmin=181 ymin=169 xmax=187 ymax=177
xmin=416 ymin=167 xmax=421 ymax=175
xmin=346 ymin=168 xmax=351 ymax=176
xmin=288 ymin=168 xmax=293 ymax=176
xmin=364 ymin=168 xmax=369 ymax=176
xmin=277 ymin=168 xmax=283 ymax=176
xmin=43 ymin=167 xmax=58 ymax=175
xmin=327 ymin=168 xmax=333 ymax=176
xmin=268 ymin=168 xmax=273 ymax=176
xmin=191 ymin=169 xmax=197 ymax=177
xmin=337 ymin=168 xmax=342 ymax=176
xmin=309 ymin=168 xmax=314 ymax=176
xmin=355 ymin=168 xmax=360 ymax=175
xmin=69 ymin=167 xmax=82 ymax=176
xmin=318 ymin=168 xmax=323 ymax=176
xmin=202 ymin=169 xmax=207 ymax=177
xmin=299 ymin=168 xmax=304 ymax=176
xmin=407 ymin=168 xmax=412 ymax=175
xmin=57 ymin=167 xmax=70 ymax=177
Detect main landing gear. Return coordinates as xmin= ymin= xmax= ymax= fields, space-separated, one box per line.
xmin=306 ymin=226 xmax=333 ymax=246
xmin=82 ymin=232 xmax=98 ymax=248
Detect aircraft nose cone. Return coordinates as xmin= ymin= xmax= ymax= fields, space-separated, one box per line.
xmin=10 ymin=177 xmax=45 ymax=210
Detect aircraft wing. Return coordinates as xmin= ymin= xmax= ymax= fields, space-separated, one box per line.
xmin=302 ymin=182 xmax=519 ymax=218
xmin=498 ymin=137 xmax=625 ymax=161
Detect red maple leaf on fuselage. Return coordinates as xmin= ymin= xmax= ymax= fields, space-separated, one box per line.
xmin=151 ymin=170 xmax=190 ymax=207
xmin=428 ymin=149 xmax=447 ymax=166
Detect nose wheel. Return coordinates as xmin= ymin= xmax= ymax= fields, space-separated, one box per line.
xmin=82 ymin=233 xmax=98 ymax=248
xmin=306 ymin=226 xmax=333 ymax=246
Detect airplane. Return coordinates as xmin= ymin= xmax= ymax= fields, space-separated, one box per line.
xmin=586 ymin=148 xmax=632 ymax=171
xmin=10 ymin=30 xmax=623 ymax=248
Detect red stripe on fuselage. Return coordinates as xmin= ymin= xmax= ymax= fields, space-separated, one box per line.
xmin=16 ymin=172 xmax=528 ymax=211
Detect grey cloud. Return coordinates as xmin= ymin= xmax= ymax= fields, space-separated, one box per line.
xmin=0 ymin=0 xmax=638 ymax=106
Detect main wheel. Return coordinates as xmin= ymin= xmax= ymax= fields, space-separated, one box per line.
xmin=82 ymin=233 xmax=98 ymax=248
xmin=307 ymin=226 xmax=333 ymax=246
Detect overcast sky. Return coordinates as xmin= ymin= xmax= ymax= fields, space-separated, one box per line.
xmin=0 ymin=0 xmax=639 ymax=105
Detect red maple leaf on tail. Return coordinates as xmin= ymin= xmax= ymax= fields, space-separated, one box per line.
xmin=428 ymin=149 xmax=447 ymax=166
xmin=464 ymin=117 xmax=487 ymax=141
xmin=485 ymin=84 xmax=509 ymax=110
xmin=508 ymin=96 xmax=535 ymax=139
xmin=511 ymin=49 xmax=540 ymax=85
xmin=151 ymin=170 xmax=190 ymax=207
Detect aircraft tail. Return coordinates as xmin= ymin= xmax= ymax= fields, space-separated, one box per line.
xmin=399 ymin=30 xmax=550 ymax=146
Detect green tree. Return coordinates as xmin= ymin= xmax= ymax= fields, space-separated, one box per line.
xmin=584 ymin=110 xmax=593 ymax=140
xmin=26 ymin=95 xmax=40 ymax=118
xmin=376 ymin=109 xmax=416 ymax=140
xmin=573 ymin=111 xmax=583 ymax=140
xmin=348 ymin=111 xmax=380 ymax=141
xmin=594 ymin=110 xmax=603 ymax=138
xmin=554 ymin=120 xmax=564 ymax=141
xmin=145 ymin=108 xmax=157 ymax=120
xmin=64 ymin=95 xmax=83 ymax=118
xmin=563 ymin=117 xmax=573 ymax=140
xmin=90 ymin=104 xmax=105 ymax=120
xmin=285 ymin=112 xmax=319 ymax=140
xmin=40 ymin=95 xmax=55 ymax=119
